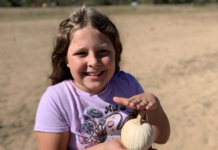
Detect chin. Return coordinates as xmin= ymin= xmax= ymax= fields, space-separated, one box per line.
xmin=87 ymin=85 xmax=106 ymax=93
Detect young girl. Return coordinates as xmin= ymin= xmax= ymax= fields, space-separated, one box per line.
xmin=34 ymin=6 xmax=170 ymax=150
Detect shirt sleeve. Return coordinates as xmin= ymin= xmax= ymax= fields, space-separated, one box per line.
xmin=115 ymin=71 xmax=144 ymax=95
xmin=126 ymin=72 xmax=145 ymax=95
xmin=34 ymin=87 xmax=69 ymax=133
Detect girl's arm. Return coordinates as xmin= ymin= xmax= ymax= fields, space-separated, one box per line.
xmin=136 ymin=101 xmax=170 ymax=144
xmin=114 ymin=92 xmax=170 ymax=144
xmin=36 ymin=131 xmax=70 ymax=150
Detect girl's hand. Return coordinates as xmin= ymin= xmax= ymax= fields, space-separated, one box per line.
xmin=113 ymin=93 xmax=159 ymax=111
xmin=114 ymin=93 xmax=170 ymax=144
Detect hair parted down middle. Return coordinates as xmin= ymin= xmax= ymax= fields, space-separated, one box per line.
xmin=49 ymin=6 xmax=123 ymax=85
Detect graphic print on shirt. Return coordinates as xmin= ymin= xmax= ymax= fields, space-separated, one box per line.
xmin=78 ymin=106 xmax=136 ymax=149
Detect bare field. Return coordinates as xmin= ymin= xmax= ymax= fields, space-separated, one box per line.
xmin=0 ymin=5 xmax=218 ymax=150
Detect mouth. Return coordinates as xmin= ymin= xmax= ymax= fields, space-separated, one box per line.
xmin=84 ymin=71 xmax=104 ymax=77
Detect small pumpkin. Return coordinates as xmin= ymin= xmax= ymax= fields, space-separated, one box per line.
xmin=121 ymin=110 xmax=154 ymax=150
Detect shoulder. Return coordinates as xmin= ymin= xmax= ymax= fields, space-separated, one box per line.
xmin=37 ymin=80 xmax=75 ymax=120
xmin=47 ymin=80 xmax=72 ymax=95
xmin=48 ymin=80 xmax=70 ymax=92
xmin=40 ymin=80 xmax=73 ymax=104
xmin=111 ymin=71 xmax=144 ymax=94
xmin=35 ymin=80 xmax=74 ymax=132
xmin=113 ymin=70 xmax=135 ymax=78
xmin=113 ymin=71 xmax=138 ymax=83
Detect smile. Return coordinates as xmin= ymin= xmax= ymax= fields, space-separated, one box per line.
xmin=85 ymin=71 xmax=104 ymax=76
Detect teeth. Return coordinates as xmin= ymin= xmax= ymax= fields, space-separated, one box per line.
xmin=87 ymin=72 xmax=101 ymax=76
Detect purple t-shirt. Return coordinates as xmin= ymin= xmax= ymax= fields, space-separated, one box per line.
xmin=34 ymin=71 xmax=144 ymax=150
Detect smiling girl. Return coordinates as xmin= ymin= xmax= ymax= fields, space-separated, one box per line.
xmin=34 ymin=6 xmax=170 ymax=150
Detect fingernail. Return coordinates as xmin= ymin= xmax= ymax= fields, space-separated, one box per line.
xmin=128 ymin=98 xmax=134 ymax=102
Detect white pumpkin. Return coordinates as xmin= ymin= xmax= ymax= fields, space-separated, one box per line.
xmin=121 ymin=110 xmax=154 ymax=150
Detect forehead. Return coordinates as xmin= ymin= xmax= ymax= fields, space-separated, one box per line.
xmin=70 ymin=26 xmax=112 ymax=46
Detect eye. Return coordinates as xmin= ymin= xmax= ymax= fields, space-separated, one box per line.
xmin=98 ymin=49 xmax=108 ymax=54
xmin=75 ymin=52 xmax=87 ymax=56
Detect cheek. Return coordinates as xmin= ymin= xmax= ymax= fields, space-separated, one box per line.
xmin=68 ymin=57 xmax=82 ymax=66
xmin=102 ymin=54 xmax=116 ymax=66
xmin=67 ymin=58 xmax=81 ymax=70
xmin=102 ymin=58 xmax=115 ymax=70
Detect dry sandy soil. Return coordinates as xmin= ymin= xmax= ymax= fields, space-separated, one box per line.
xmin=0 ymin=4 xmax=218 ymax=150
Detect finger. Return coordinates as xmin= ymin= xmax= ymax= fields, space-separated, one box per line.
xmin=113 ymin=97 xmax=130 ymax=106
xmin=146 ymin=101 xmax=157 ymax=110
xmin=130 ymin=99 xmax=141 ymax=105
xmin=114 ymin=97 xmax=138 ymax=109
xmin=136 ymin=102 xmax=148 ymax=110
xmin=129 ymin=102 xmax=137 ymax=108
xmin=129 ymin=98 xmax=144 ymax=108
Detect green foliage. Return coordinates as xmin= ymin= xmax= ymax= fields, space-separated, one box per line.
xmin=83 ymin=0 xmax=131 ymax=5
xmin=94 ymin=0 xmax=112 ymax=5
xmin=0 ymin=0 xmax=216 ymax=7
xmin=0 ymin=0 xmax=23 ymax=6
xmin=0 ymin=0 xmax=34 ymax=7
xmin=24 ymin=0 xmax=36 ymax=6
xmin=0 ymin=0 xmax=12 ymax=6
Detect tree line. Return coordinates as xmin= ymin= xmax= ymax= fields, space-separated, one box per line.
xmin=0 ymin=0 xmax=216 ymax=7
xmin=1 ymin=0 xmax=132 ymax=7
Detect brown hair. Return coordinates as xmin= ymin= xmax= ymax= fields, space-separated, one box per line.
xmin=49 ymin=6 xmax=122 ymax=85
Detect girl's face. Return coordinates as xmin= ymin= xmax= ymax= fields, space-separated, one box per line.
xmin=67 ymin=26 xmax=116 ymax=94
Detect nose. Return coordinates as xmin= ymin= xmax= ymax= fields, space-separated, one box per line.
xmin=87 ymin=53 xmax=100 ymax=68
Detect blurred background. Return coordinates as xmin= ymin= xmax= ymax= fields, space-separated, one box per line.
xmin=0 ymin=1 xmax=218 ymax=150
xmin=1 ymin=0 xmax=218 ymax=7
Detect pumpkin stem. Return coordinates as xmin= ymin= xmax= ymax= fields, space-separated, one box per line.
xmin=136 ymin=109 xmax=146 ymax=125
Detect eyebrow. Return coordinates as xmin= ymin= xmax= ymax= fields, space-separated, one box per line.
xmin=73 ymin=42 xmax=112 ymax=50
xmin=96 ymin=43 xmax=111 ymax=48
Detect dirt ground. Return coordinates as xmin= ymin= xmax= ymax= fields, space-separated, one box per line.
xmin=0 ymin=4 xmax=218 ymax=150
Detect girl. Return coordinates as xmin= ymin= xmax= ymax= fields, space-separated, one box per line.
xmin=34 ymin=6 xmax=170 ymax=150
